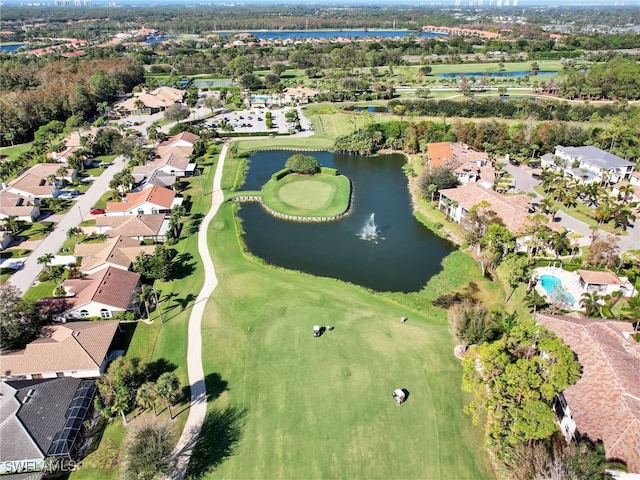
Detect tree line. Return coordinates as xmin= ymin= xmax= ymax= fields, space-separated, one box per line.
xmin=0 ymin=57 xmax=144 ymax=145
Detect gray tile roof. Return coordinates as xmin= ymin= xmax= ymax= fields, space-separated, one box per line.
xmin=4 ymin=378 xmax=96 ymax=459
xmin=556 ymin=145 xmax=634 ymax=169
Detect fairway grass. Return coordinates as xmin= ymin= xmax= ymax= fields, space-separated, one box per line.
xmin=185 ymin=156 xmax=495 ymax=480
xmin=261 ymin=173 xmax=351 ymax=217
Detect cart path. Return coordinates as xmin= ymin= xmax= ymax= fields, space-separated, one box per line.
xmin=171 ymin=142 xmax=228 ymax=479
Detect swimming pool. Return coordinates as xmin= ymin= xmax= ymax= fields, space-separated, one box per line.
xmin=539 ymin=275 xmax=576 ymax=304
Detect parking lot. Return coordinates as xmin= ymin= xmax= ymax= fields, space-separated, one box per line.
xmin=204 ymin=107 xmax=295 ymax=135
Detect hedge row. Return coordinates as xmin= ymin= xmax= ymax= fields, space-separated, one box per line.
xmin=271 ymin=168 xmax=291 ymax=181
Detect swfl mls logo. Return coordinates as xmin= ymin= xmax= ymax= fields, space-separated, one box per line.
xmin=3 ymin=459 xmax=81 ymax=474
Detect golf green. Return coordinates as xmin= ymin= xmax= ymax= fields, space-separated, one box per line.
xmin=261 ymin=173 xmax=351 ymax=218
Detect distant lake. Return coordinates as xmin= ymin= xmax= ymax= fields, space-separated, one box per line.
xmin=144 ymin=36 xmax=173 ymax=44
xmin=0 ymin=43 xmax=24 ymax=53
xmin=220 ymin=30 xmax=445 ymax=40
xmin=437 ymin=71 xmax=557 ymax=78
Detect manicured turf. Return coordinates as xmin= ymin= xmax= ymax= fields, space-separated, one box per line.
xmin=261 ymin=173 xmax=351 ymax=217
xmin=185 ymin=156 xmax=495 ymax=480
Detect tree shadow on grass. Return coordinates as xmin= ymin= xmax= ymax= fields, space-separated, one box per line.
xmin=170 ymin=252 xmax=195 ymax=280
xmin=185 ymin=405 xmax=248 ymax=480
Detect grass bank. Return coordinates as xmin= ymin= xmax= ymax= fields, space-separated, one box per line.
xmin=184 ymin=151 xmax=496 ymax=480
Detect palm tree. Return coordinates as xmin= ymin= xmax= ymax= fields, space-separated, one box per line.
xmin=1 ymin=216 xmax=21 ymax=235
xmin=611 ymin=204 xmax=637 ymax=231
xmin=156 ymin=372 xmax=180 ymax=419
xmin=66 ymin=226 xmax=84 ymax=244
xmin=580 ymin=291 xmax=603 ymax=318
xmin=37 ymin=253 xmax=55 ymax=277
xmin=136 ymin=382 xmax=158 ymax=415
xmin=135 ymin=285 xmax=155 ymax=321
xmin=617 ymin=183 xmax=635 ymax=204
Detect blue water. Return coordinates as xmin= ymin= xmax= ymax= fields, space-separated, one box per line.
xmin=540 ymin=275 xmax=576 ymax=304
xmin=251 ymin=95 xmax=271 ymax=101
xmin=220 ymin=30 xmax=445 ymax=40
xmin=437 ymin=71 xmax=557 ymax=79
xmin=0 ymin=43 xmax=24 ymax=53
xmin=144 ymin=36 xmax=172 ymax=44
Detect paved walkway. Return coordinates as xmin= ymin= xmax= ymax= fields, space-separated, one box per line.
xmin=171 ymin=142 xmax=228 ymax=479
xmin=8 ymin=156 xmax=127 ymax=294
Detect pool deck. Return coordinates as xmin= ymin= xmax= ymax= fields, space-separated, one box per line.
xmin=533 ymin=266 xmax=583 ymax=310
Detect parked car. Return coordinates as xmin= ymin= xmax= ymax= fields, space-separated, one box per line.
xmin=90 ymin=208 xmax=106 ymax=215
xmin=58 ymin=190 xmax=79 ymax=200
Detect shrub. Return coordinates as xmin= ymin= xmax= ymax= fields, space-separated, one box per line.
xmin=285 ymin=154 xmax=320 ymax=174
xmin=271 ymin=168 xmax=291 ymax=181
xmin=320 ymin=167 xmax=337 ymax=176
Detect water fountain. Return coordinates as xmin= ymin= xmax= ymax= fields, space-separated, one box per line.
xmin=359 ymin=213 xmax=380 ymax=240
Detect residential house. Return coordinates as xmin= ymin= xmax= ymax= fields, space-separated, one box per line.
xmin=0 ymin=320 xmax=121 ymax=380
xmin=117 ymin=86 xmax=184 ymax=115
xmin=576 ymin=269 xmax=637 ymax=297
xmin=73 ymin=235 xmax=155 ymax=274
xmin=47 ymin=127 xmax=99 ymax=166
xmin=426 ymin=142 xmax=489 ymax=185
xmin=94 ymin=214 xmax=169 ymax=243
xmin=282 ymin=86 xmax=321 ymax=105
xmin=0 ymin=189 xmax=40 ymax=223
xmin=8 ymin=164 xmax=76 ymax=200
xmin=132 ymin=150 xmax=194 ymax=182
xmin=0 ymin=378 xmax=97 ymax=474
xmin=105 ymin=185 xmax=181 ymax=216
xmin=438 ymin=182 xmax=546 ymax=234
xmin=536 ymin=313 xmax=640 ymax=474
xmin=541 ymin=145 xmax=634 ymax=184
xmin=58 ymin=267 xmax=141 ymax=320
xmin=158 ymin=131 xmax=200 ymax=149
xmin=0 ymin=231 xmax=12 ymax=250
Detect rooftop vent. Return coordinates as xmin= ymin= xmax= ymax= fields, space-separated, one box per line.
xmin=22 ymin=389 xmax=36 ymax=404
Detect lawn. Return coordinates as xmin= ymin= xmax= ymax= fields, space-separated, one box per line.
xmin=0 ymin=141 xmax=33 ymax=161
xmin=70 ymin=149 xmax=219 ymax=480
xmin=261 ymin=173 xmax=351 ymax=217
xmin=184 ymin=154 xmax=495 ymax=480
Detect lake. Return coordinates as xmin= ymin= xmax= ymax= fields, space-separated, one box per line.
xmin=437 ymin=71 xmax=557 ymax=78
xmin=237 ymin=150 xmax=454 ymax=292
xmin=220 ymin=30 xmax=445 ymax=40
xmin=0 ymin=43 xmax=25 ymax=53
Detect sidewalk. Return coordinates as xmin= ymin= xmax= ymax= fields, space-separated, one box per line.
xmin=171 ymin=142 xmax=228 ymax=479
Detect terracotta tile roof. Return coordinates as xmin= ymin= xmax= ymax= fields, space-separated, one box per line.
xmin=0 ymin=321 xmax=119 ymax=378
xmin=439 ymin=183 xmax=536 ymax=234
xmin=155 ymin=145 xmax=193 ymax=158
xmin=63 ymin=266 xmax=140 ymax=311
xmin=427 ymin=142 xmax=487 ymax=169
xmin=0 ymin=190 xmax=38 ymax=217
xmin=106 ymin=185 xmax=175 ymax=213
xmin=95 ymin=214 xmax=166 ymax=238
xmin=427 ymin=142 xmax=453 ymax=168
xmin=8 ymin=164 xmax=74 ymax=197
xmin=577 ymin=270 xmax=625 ymax=286
xmin=536 ymin=314 xmax=640 ymax=473
xmin=74 ymin=235 xmax=154 ymax=272
xmin=159 ymin=131 xmax=199 ymax=147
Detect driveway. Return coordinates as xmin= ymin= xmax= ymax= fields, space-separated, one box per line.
xmin=8 ymin=155 xmax=127 ymax=294
xmin=505 ymin=161 xmax=638 ymax=251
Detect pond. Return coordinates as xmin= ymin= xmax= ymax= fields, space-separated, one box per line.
xmin=237 ymin=150 xmax=454 ymax=292
xmin=0 ymin=43 xmax=25 ymax=53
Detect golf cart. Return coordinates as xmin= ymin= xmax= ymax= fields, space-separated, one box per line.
xmin=392 ymin=389 xmax=407 ymax=405
xmin=313 ymin=325 xmax=322 ymax=337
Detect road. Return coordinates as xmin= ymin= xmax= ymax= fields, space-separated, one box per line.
xmin=9 ymin=156 xmax=127 ymax=294
xmin=505 ymin=162 xmax=639 ymax=251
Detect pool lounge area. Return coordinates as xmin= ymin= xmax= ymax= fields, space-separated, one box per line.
xmin=533 ymin=266 xmax=583 ymax=310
